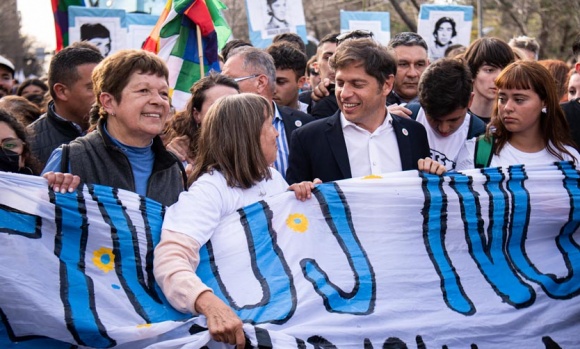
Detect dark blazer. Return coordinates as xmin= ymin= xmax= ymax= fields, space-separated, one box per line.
xmin=277 ymin=104 xmax=315 ymax=145
xmin=286 ymin=110 xmax=430 ymax=184
xmin=310 ymin=94 xmax=339 ymax=119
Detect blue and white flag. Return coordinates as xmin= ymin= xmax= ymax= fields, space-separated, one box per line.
xmin=340 ymin=10 xmax=390 ymax=45
xmin=417 ymin=4 xmax=473 ymax=61
xmin=1 ymin=162 xmax=580 ymax=348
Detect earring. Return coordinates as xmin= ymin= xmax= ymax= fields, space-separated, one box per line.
xmin=541 ymin=107 xmax=547 ymax=114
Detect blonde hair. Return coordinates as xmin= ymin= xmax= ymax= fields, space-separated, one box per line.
xmin=188 ymin=93 xmax=273 ymax=188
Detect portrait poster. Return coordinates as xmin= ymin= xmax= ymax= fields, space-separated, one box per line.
xmin=340 ymin=10 xmax=390 ymax=45
xmin=417 ymin=4 xmax=473 ymax=61
xmin=68 ymin=6 xmax=127 ymax=57
xmin=126 ymin=12 xmax=159 ymax=50
xmin=244 ymin=0 xmax=308 ymax=48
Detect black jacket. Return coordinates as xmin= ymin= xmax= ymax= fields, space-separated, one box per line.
xmin=286 ymin=110 xmax=430 ymax=184
xmin=27 ymin=101 xmax=84 ymax=167
xmin=64 ymin=119 xmax=185 ymax=207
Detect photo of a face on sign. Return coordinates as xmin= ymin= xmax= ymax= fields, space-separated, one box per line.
xmin=417 ymin=9 xmax=471 ymax=62
xmin=246 ymin=0 xmax=305 ymax=40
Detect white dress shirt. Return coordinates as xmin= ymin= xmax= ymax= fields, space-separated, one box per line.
xmin=341 ymin=112 xmax=402 ymax=178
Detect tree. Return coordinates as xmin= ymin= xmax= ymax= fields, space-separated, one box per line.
xmin=220 ymin=0 xmax=579 ymax=60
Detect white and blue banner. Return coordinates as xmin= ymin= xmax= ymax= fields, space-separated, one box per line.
xmin=1 ymin=162 xmax=580 ymax=348
xmin=244 ymin=0 xmax=307 ymax=49
xmin=417 ymin=4 xmax=473 ymax=61
xmin=340 ymin=10 xmax=390 ymax=45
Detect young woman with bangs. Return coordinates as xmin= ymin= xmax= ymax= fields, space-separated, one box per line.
xmin=455 ymin=60 xmax=579 ymax=170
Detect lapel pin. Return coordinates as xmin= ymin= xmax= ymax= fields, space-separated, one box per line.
xmin=402 ymin=128 xmax=409 ymax=136
xmin=295 ymin=120 xmax=302 ymax=127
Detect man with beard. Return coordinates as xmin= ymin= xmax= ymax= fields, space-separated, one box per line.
xmin=27 ymin=45 xmax=103 ymax=167
xmin=0 ymin=55 xmax=15 ymax=99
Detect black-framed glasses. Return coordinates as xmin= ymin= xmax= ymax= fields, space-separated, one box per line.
xmin=233 ymin=74 xmax=259 ymax=82
xmin=336 ymin=29 xmax=374 ymax=45
xmin=1 ymin=138 xmax=24 ymax=155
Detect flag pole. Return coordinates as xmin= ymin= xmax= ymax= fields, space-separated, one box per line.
xmin=196 ymin=25 xmax=204 ymax=78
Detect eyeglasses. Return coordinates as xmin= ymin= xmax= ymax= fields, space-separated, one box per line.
xmin=233 ymin=74 xmax=259 ymax=82
xmin=1 ymin=138 xmax=24 ymax=155
xmin=336 ymin=29 xmax=374 ymax=45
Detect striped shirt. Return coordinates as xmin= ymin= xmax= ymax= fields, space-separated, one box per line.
xmin=272 ymin=103 xmax=289 ymax=179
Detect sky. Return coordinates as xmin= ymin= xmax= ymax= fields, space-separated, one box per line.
xmin=18 ymin=0 xmax=56 ymax=50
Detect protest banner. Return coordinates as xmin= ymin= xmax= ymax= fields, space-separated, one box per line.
xmin=339 ymin=10 xmax=390 ymax=45
xmin=0 ymin=163 xmax=579 ymax=348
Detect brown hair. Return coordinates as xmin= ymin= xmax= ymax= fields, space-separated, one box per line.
xmin=0 ymin=96 xmax=42 ymax=126
xmin=163 ymin=72 xmax=239 ymax=160
xmin=330 ymin=38 xmax=396 ymax=87
xmin=188 ymin=93 xmax=273 ymax=188
xmin=90 ymin=49 xmax=168 ymax=122
xmin=489 ymin=61 xmax=576 ymax=160
xmin=538 ymin=59 xmax=570 ymax=100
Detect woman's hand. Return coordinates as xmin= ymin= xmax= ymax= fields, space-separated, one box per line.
xmin=43 ymin=172 xmax=81 ymax=193
xmin=195 ymin=291 xmax=245 ymax=348
xmin=166 ymin=135 xmax=193 ymax=163
xmin=288 ymin=178 xmax=322 ymax=201
xmin=417 ymin=158 xmax=447 ymax=175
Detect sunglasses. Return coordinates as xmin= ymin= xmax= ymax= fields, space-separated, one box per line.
xmin=308 ymin=68 xmax=319 ymax=77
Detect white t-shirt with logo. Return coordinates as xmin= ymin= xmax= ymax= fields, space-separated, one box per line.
xmin=416 ymin=108 xmax=471 ymax=170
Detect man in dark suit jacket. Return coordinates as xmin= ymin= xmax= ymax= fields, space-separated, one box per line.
xmin=222 ymin=46 xmax=314 ymax=179
xmin=286 ymin=38 xmax=444 ymax=184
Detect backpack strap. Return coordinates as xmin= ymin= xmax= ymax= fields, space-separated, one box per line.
xmin=60 ymin=144 xmax=70 ymax=173
xmin=474 ymin=135 xmax=494 ymax=169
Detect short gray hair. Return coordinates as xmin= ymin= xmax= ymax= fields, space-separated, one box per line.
xmin=228 ymin=46 xmax=276 ymax=94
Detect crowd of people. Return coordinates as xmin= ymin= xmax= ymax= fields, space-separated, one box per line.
xmin=1 ymin=28 xmax=580 ymax=347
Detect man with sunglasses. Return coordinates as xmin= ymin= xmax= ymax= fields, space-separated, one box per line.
xmin=222 ymin=46 xmax=314 ymax=179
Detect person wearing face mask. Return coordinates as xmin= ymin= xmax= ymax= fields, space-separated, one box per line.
xmin=0 ymin=109 xmax=80 ymax=192
xmin=0 ymin=109 xmax=40 ymax=174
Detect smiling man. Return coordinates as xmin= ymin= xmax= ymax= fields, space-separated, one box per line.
xmin=0 ymin=55 xmax=15 ymax=99
xmin=286 ymin=38 xmax=445 ymax=184
xmin=409 ymin=58 xmax=486 ymax=170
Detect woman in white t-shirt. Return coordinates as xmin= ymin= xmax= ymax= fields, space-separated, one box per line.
xmin=456 ymin=60 xmax=580 ymax=170
xmin=154 ymin=93 xmax=319 ymax=347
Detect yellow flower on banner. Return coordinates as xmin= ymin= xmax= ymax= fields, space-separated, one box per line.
xmin=286 ymin=213 xmax=308 ymax=233
xmin=93 ymin=247 xmax=115 ymax=273
xmin=363 ymin=174 xmax=383 ymax=179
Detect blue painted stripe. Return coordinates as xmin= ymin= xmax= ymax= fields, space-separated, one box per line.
xmin=198 ymin=201 xmax=296 ymax=324
xmin=422 ymin=172 xmax=474 ymax=314
xmin=302 ymin=183 xmax=375 ymax=314
xmin=91 ymin=185 xmax=181 ymax=323
xmin=450 ymin=169 xmax=534 ymax=307
xmin=55 ymin=191 xmax=113 ymax=347
xmin=0 ymin=204 xmax=40 ymax=238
